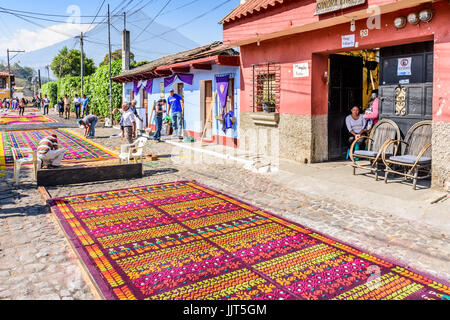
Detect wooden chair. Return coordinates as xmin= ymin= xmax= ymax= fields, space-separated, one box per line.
xmin=118 ymin=137 xmax=148 ymax=164
xmin=349 ymin=119 xmax=401 ymax=180
xmin=13 ymin=148 xmax=41 ymax=185
xmin=382 ymin=120 xmax=432 ymax=190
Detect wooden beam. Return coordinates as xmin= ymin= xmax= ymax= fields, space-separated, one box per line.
xmin=217 ymin=55 xmax=240 ymax=66
xmin=37 ymin=164 xmax=143 ymax=187
xmin=191 ymin=63 xmax=212 ymax=70
xmin=155 ymin=69 xmax=172 ymax=76
xmin=171 ymin=67 xmax=190 ymax=73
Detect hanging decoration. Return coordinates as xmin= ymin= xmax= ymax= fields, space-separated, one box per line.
xmin=164 ymin=73 xmax=194 ymax=88
xmin=133 ymin=79 xmax=153 ymax=95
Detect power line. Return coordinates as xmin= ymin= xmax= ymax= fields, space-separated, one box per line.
xmin=0 ymin=9 xmax=109 ymax=25
xmin=0 ymin=5 xmax=121 ymax=18
xmin=133 ymin=0 xmax=172 ymax=42
xmin=87 ymin=0 xmax=106 ymax=31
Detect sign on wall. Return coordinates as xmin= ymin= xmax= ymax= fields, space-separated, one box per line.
xmin=342 ymin=34 xmax=355 ymax=48
xmin=315 ymin=0 xmax=366 ymax=15
xmin=293 ymin=62 xmax=310 ymax=78
xmin=397 ymin=57 xmax=412 ymax=76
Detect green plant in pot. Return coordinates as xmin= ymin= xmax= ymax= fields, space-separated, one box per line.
xmin=262 ymin=98 xmax=275 ymax=113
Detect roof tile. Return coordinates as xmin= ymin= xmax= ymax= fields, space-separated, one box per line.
xmin=220 ymin=0 xmax=286 ymax=24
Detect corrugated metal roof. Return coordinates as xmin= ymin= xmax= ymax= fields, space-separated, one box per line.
xmin=219 ymin=0 xmax=286 ymax=24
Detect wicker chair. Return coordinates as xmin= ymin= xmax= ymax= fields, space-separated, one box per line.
xmin=382 ymin=120 xmax=432 ymax=190
xmin=349 ymin=119 xmax=401 ymax=181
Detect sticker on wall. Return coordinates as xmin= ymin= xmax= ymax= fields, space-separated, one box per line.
xmin=342 ymin=34 xmax=355 ymax=48
xmin=397 ymin=57 xmax=412 ymax=76
xmin=399 ymin=79 xmax=410 ymax=85
xmin=293 ymin=62 xmax=309 ymax=78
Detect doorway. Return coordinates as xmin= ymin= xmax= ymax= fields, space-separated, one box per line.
xmin=203 ymin=80 xmax=213 ymax=139
xmin=328 ymin=54 xmax=363 ymax=160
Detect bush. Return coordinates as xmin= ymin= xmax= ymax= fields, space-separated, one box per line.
xmin=41 ymin=81 xmax=58 ymax=106
xmin=47 ymin=59 xmax=124 ymax=117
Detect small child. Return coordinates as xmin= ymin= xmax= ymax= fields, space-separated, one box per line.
xmin=364 ymin=90 xmax=379 ymax=131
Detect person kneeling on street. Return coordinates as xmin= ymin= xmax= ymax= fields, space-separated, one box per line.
xmin=37 ymin=134 xmax=67 ymax=169
xmin=78 ymin=114 xmax=99 ymax=138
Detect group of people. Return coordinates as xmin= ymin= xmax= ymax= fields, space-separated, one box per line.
xmin=57 ymin=94 xmax=89 ymax=120
xmin=345 ymin=90 xmax=380 ymax=150
xmin=0 ymin=97 xmax=32 ymax=116
xmin=148 ymin=89 xmax=184 ymax=142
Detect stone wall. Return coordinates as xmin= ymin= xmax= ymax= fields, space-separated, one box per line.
xmin=432 ymin=121 xmax=450 ymax=189
xmin=239 ymin=112 xmax=313 ymax=164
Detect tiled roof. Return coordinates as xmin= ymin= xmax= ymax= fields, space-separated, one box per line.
xmin=112 ymin=41 xmax=239 ymax=82
xmin=219 ymin=0 xmax=286 ymax=24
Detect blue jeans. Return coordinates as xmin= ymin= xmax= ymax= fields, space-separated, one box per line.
xmin=74 ymin=104 xmax=81 ymax=118
xmin=153 ymin=117 xmax=163 ymax=141
xmin=82 ymin=105 xmax=88 ymax=117
xmin=43 ymin=104 xmax=49 ymax=115
xmin=88 ymin=119 xmax=98 ymax=137
xmin=172 ymin=112 xmax=183 ymax=136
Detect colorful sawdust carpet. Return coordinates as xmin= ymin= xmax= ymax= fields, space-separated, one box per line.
xmin=0 ymin=114 xmax=56 ymax=125
xmin=0 ymin=129 xmax=117 ymax=166
xmin=48 ymin=181 xmax=450 ymax=300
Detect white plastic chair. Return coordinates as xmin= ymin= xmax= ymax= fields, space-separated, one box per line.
xmin=118 ymin=137 xmax=148 ymax=164
xmin=12 ymin=148 xmax=41 ymax=185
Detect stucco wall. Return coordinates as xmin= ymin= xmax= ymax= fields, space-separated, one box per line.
xmin=123 ymin=65 xmax=241 ymax=143
xmin=432 ymin=121 xmax=450 ymax=189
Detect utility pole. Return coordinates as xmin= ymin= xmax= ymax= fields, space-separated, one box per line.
xmin=37 ymin=69 xmax=42 ymax=96
xmin=45 ymin=65 xmax=50 ymax=83
xmin=107 ymin=4 xmax=113 ymax=127
xmin=6 ymin=49 xmax=25 ymax=98
xmin=80 ymin=32 xmax=84 ymax=98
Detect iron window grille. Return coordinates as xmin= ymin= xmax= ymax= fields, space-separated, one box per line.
xmin=252 ymin=62 xmax=281 ymax=113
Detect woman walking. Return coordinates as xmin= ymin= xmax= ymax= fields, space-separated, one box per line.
xmin=19 ymin=98 xmax=27 ymax=116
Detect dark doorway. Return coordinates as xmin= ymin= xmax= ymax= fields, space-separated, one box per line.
xmin=328 ymin=54 xmax=363 ymax=160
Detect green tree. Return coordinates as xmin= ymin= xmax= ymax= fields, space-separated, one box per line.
xmin=50 ymin=46 xmax=96 ymax=79
xmin=99 ymin=49 xmax=135 ymax=67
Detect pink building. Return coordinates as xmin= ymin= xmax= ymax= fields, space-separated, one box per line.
xmin=221 ymin=0 xmax=450 ymax=188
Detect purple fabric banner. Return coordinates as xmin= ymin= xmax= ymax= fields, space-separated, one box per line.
xmin=134 ymin=80 xmax=153 ymax=95
xmin=177 ymin=73 xmax=194 ymax=86
xmin=144 ymin=79 xmax=153 ymax=94
xmin=133 ymin=81 xmax=140 ymax=95
xmin=164 ymin=73 xmax=194 ymax=88
xmin=164 ymin=74 xmax=177 ymax=88
xmin=216 ymin=75 xmax=230 ymax=117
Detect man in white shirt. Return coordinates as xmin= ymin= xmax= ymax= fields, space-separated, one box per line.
xmin=73 ymin=94 xmax=82 ymax=119
xmin=113 ymin=102 xmax=136 ymax=144
xmin=43 ymin=95 xmax=50 ymax=115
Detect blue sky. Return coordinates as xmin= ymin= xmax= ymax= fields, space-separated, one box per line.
xmin=0 ymin=0 xmax=239 ymax=57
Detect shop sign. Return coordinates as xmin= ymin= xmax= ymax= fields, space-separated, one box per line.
xmin=342 ymin=34 xmax=355 ymax=48
xmin=293 ymin=62 xmax=310 ymax=78
xmin=315 ymin=0 xmax=366 ymax=15
xmin=397 ymin=57 xmax=412 ymax=76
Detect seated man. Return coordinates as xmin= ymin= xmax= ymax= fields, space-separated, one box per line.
xmin=37 ymin=134 xmax=67 ymax=169
xmin=78 ymin=114 xmax=99 ymax=138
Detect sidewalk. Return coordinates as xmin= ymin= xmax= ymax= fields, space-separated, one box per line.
xmin=166 ymin=140 xmax=450 ymax=232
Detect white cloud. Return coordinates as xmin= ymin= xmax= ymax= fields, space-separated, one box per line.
xmin=0 ymin=23 xmax=94 ymax=55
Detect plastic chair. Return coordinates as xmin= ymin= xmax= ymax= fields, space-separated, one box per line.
xmin=118 ymin=137 xmax=148 ymax=164
xmin=12 ymin=148 xmax=41 ymax=185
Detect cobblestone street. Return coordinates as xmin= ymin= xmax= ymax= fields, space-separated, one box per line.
xmin=1 ymin=117 xmax=449 ymax=300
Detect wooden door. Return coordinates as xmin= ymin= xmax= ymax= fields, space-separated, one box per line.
xmin=379 ymin=41 xmax=433 ymax=137
xmin=328 ymin=54 xmax=363 ymax=160
xmin=204 ymin=80 xmax=213 ymax=138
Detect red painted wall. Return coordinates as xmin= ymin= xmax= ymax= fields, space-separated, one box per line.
xmin=233 ymin=1 xmax=450 ymax=122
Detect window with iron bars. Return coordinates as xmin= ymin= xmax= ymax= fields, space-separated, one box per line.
xmin=252 ymin=62 xmax=281 ymax=113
